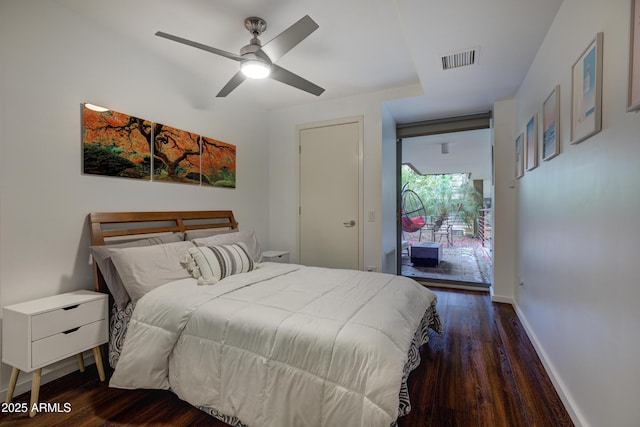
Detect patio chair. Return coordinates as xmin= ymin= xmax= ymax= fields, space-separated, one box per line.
xmin=401 ymin=184 xmax=427 ymax=242
xmin=433 ymin=216 xmax=452 ymax=244
xmin=433 ymin=203 xmax=462 ymax=245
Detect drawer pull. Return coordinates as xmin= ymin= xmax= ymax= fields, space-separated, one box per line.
xmin=63 ymin=327 xmax=80 ymax=334
xmin=63 ymin=304 xmax=79 ymax=311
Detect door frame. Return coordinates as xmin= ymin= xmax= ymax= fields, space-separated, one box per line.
xmin=395 ymin=112 xmax=493 ymax=281
xmin=296 ymin=116 xmax=364 ymax=270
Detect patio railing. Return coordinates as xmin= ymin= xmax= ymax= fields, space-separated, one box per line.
xmin=478 ymin=209 xmax=492 ymax=247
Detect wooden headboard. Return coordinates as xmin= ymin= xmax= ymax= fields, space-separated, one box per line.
xmin=88 ymin=210 xmax=238 ymax=293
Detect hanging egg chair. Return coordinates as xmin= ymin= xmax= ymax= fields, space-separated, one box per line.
xmin=401 ymin=185 xmax=427 ymax=241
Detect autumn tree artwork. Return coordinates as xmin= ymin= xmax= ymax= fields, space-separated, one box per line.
xmin=153 ymin=123 xmax=201 ymax=184
xmin=82 ymin=105 xmax=152 ymax=180
xmin=202 ymin=136 xmax=236 ymax=187
xmin=82 ymin=103 xmax=236 ymax=188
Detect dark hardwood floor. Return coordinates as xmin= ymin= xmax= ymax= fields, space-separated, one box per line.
xmin=398 ymin=289 xmax=573 ymax=427
xmin=1 ymin=288 xmax=573 ymax=427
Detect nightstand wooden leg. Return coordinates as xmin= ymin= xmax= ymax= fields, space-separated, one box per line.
xmin=28 ymin=368 xmax=42 ymax=418
xmin=92 ymin=346 xmax=106 ymax=381
xmin=77 ymin=353 xmax=85 ymax=372
xmin=5 ymin=367 xmax=19 ymax=403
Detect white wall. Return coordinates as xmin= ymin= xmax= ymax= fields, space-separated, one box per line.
xmin=0 ymin=1 xmax=269 ymax=391
xmin=381 ymin=104 xmax=397 ymax=274
xmin=513 ymin=0 xmax=640 ymax=426
xmin=267 ymin=85 xmax=421 ymax=271
xmin=492 ymin=99 xmax=518 ymax=302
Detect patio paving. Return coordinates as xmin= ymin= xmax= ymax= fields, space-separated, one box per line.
xmin=401 ymin=233 xmax=492 ymax=286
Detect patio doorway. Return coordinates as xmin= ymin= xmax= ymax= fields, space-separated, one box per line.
xmin=398 ymin=127 xmax=493 ymax=287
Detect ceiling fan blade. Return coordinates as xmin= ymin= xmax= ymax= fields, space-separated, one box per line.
xmin=259 ymin=15 xmax=319 ymax=63
xmin=155 ymin=31 xmax=243 ymax=62
xmin=216 ymin=71 xmax=247 ymax=97
xmin=270 ymin=64 xmax=324 ymax=96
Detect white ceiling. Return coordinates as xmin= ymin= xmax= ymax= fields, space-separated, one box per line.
xmin=55 ymin=0 xmax=563 ymax=123
xmin=402 ymin=129 xmax=493 ymax=180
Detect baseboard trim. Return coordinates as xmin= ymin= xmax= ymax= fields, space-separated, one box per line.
xmin=490 ymin=294 xmax=514 ymax=304
xmin=511 ymin=302 xmax=587 ymax=427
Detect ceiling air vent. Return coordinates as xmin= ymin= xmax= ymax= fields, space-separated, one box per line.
xmin=440 ymin=48 xmax=479 ymax=70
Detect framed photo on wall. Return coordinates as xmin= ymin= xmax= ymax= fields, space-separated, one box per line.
xmin=515 ymin=133 xmax=525 ymax=179
xmin=629 ymin=0 xmax=640 ymax=111
xmin=543 ymin=85 xmax=561 ymax=161
xmin=526 ymin=115 xmax=538 ymax=171
xmin=571 ymin=32 xmax=603 ymax=144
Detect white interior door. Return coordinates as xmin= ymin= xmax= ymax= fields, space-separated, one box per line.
xmin=299 ymin=119 xmax=361 ymax=269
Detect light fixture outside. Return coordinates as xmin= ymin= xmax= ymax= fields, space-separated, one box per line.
xmin=85 ymin=103 xmax=110 ymax=112
xmin=241 ymin=60 xmax=270 ymax=79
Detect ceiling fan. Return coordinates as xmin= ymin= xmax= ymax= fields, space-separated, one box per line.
xmin=155 ymin=15 xmax=325 ymax=98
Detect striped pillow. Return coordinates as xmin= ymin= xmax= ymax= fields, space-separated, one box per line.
xmin=182 ymin=242 xmax=255 ymax=285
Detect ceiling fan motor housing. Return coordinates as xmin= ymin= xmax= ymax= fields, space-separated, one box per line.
xmin=244 ymin=17 xmax=267 ymax=36
xmin=241 ymin=17 xmax=270 ymax=62
xmin=240 ymin=41 xmax=263 ymax=56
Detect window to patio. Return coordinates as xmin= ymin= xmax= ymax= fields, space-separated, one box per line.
xmin=399 ymin=128 xmax=493 ymax=287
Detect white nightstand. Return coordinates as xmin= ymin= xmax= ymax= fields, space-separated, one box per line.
xmin=262 ymin=250 xmax=290 ymax=263
xmin=2 ymin=290 xmax=108 ymax=417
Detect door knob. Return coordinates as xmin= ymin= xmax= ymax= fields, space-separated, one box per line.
xmin=344 ymin=220 xmax=356 ymax=227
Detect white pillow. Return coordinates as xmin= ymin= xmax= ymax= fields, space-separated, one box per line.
xmin=110 ymin=241 xmax=195 ymax=304
xmin=193 ymin=229 xmax=263 ymax=263
xmin=182 ymin=243 xmax=255 ymax=285
xmin=184 ymin=228 xmax=236 ymax=241
xmin=90 ymin=232 xmax=185 ymax=308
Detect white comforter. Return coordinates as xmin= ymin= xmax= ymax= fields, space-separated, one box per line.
xmin=110 ymin=263 xmax=437 ymax=427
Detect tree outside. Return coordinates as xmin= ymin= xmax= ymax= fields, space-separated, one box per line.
xmin=401 ymin=165 xmax=482 ymax=234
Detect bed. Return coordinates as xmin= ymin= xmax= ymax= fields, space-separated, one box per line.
xmin=88 ymin=210 xmax=442 ymax=427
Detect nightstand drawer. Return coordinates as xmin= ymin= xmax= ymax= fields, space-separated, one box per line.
xmin=262 ymin=250 xmax=289 ymax=263
xmin=31 ymin=299 xmax=107 ymax=341
xmin=32 ymin=319 xmax=107 ymax=368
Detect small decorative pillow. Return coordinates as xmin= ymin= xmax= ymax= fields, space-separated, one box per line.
xmin=192 ymin=229 xmax=263 ymax=263
xmin=182 ymin=242 xmax=255 ymax=285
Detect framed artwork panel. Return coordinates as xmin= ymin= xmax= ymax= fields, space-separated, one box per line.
xmin=201 ymin=136 xmax=236 ymax=188
xmin=82 ymin=104 xmax=152 ymax=180
xmin=629 ymin=0 xmax=640 ymax=111
xmin=571 ymin=32 xmax=603 ymax=144
xmin=543 ymin=85 xmax=561 ymax=161
xmin=152 ymin=123 xmax=201 ymax=184
xmin=515 ymin=133 xmax=524 ymax=179
xmin=526 ymin=115 xmax=538 ymax=171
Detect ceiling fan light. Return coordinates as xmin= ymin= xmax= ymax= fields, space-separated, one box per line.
xmin=241 ymin=60 xmax=270 ymax=79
